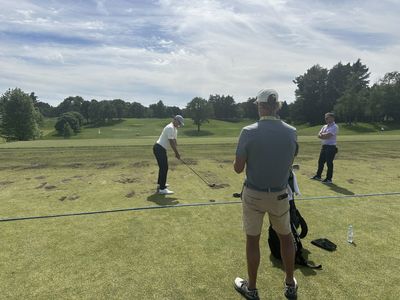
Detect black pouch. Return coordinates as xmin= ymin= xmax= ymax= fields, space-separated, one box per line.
xmin=311 ymin=238 xmax=337 ymax=251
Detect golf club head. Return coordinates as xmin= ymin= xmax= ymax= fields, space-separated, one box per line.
xmin=292 ymin=164 xmax=300 ymax=170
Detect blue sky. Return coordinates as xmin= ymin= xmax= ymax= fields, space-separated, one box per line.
xmin=0 ymin=0 xmax=399 ymax=107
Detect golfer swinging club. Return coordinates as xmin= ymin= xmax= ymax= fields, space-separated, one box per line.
xmin=153 ymin=115 xmax=184 ymax=195
xmin=233 ymin=89 xmax=298 ymax=299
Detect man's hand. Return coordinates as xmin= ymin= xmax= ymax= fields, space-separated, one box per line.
xmin=175 ymin=152 xmax=181 ymax=160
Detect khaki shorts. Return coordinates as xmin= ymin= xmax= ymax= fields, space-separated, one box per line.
xmin=241 ymin=186 xmax=291 ymax=236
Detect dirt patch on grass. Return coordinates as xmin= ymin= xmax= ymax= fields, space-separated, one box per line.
xmin=36 ymin=182 xmax=47 ymax=189
xmin=214 ymin=159 xmax=232 ymax=163
xmin=347 ymin=179 xmax=355 ymax=184
xmin=114 ymin=177 xmax=139 ymax=184
xmin=59 ymin=195 xmax=80 ymax=201
xmin=36 ymin=182 xmax=57 ymax=190
xmin=44 ymin=185 xmax=57 ymax=190
xmin=131 ymin=161 xmax=150 ymax=168
xmin=182 ymin=158 xmax=198 ymax=165
xmin=23 ymin=163 xmax=48 ymax=170
xmin=211 ymin=183 xmax=230 ymax=189
xmin=35 ymin=176 xmax=46 ymax=180
xmin=65 ymin=163 xmax=84 ymax=168
xmin=96 ymin=162 xmax=118 ymax=169
xmin=0 ymin=181 xmax=13 ymax=186
xmin=125 ymin=191 xmax=136 ymax=198
xmin=61 ymin=178 xmax=72 ymax=183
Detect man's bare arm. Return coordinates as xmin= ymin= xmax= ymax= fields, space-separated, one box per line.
xmin=318 ymin=132 xmax=334 ymax=139
xmin=234 ymin=156 xmax=246 ymax=174
xmin=169 ymin=139 xmax=180 ymax=159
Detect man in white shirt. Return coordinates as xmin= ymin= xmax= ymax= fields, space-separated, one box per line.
xmin=311 ymin=112 xmax=339 ymax=184
xmin=153 ymin=115 xmax=184 ymax=194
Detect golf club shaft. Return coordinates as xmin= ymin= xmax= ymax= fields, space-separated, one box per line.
xmin=180 ymin=159 xmax=212 ymax=186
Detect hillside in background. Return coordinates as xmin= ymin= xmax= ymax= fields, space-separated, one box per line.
xmin=39 ymin=118 xmax=400 ymax=139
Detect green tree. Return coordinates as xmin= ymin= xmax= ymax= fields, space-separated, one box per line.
xmin=36 ymin=101 xmax=57 ymax=117
xmin=112 ymin=99 xmax=127 ymax=119
xmin=239 ymin=97 xmax=258 ymax=119
xmin=334 ymin=60 xmax=370 ymax=123
xmin=88 ymin=100 xmax=101 ymax=124
xmin=279 ymin=101 xmax=290 ymax=121
xmin=366 ymin=85 xmax=385 ymax=122
xmin=208 ymin=94 xmax=237 ymax=120
xmin=185 ymin=97 xmax=213 ymax=132
xmin=149 ymin=100 xmax=167 ymax=118
xmin=63 ymin=122 xmax=73 ymax=138
xmin=166 ymin=106 xmax=182 ymax=117
xmin=334 ymin=73 xmax=368 ymax=124
xmin=0 ymin=88 xmax=41 ymax=141
xmin=56 ymin=96 xmax=84 ymax=115
xmin=293 ymin=64 xmax=329 ymax=125
xmin=100 ymin=100 xmax=116 ymax=122
xmin=326 ymin=62 xmax=353 ymax=112
xmin=351 ymin=59 xmax=370 ymax=90
xmin=54 ymin=111 xmax=84 ymax=135
xmin=128 ymin=102 xmax=147 ymax=118
xmin=378 ymin=71 xmax=400 ymax=121
xmin=81 ymin=100 xmax=91 ymax=123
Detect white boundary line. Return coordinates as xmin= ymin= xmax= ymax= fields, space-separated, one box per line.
xmin=1 ymin=192 xmax=399 ymax=222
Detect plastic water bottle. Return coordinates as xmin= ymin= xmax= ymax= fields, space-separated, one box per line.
xmin=347 ymin=225 xmax=353 ymax=243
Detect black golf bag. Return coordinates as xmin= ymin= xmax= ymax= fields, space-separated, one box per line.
xmin=267 ymin=170 xmax=321 ymax=269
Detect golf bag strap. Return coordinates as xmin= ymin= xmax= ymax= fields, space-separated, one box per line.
xmin=297 ymin=256 xmax=322 ymax=269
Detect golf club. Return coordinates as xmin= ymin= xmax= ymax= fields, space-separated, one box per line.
xmin=179 ymin=159 xmax=216 ymax=187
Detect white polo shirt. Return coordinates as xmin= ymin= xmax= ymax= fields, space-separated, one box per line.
xmin=156 ymin=122 xmax=177 ymax=150
xmin=319 ymin=122 xmax=338 ymax=145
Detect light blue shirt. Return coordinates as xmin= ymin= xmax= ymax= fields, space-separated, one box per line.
xmin=236 ymin=118 xmax=297 ymax=190
xmin=320 ymin=122 xmax=338 ymax=145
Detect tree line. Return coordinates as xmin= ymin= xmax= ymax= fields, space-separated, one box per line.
xmin=1 ymin=58 xmax=399 ymax=140
xmin=291 ymin=59 xmax=400 ymax=124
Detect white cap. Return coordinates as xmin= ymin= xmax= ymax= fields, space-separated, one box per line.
xmin=174 ymin=115 xmax=184 ymax=126
xmin=255 ymin=89 xmax=279 ymax=103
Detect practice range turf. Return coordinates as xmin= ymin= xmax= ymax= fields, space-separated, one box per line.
xmin=0 ymin=120 xmax=399 ymax=299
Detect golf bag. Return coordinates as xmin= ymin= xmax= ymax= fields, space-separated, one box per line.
xmin=267 ymin=170 xmax=321 ymax=269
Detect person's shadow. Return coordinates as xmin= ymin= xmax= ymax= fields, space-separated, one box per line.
xmin=147 ymin=193 xmax=179 ymax=206
xmin=325 ymin=183 xmax=354 ymax=195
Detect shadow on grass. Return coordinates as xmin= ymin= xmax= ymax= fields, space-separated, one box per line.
xmin=182 ymin=130 xmax=214 ymax=137
xmin=147 ymin=194 xmax=179 ymax=206
xmin=326 ymin=183 xmax=354 ymax=195
xmin=269 ymin=249 xmax=319 ymax=276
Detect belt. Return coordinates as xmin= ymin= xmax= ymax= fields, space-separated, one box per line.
xmin=244 ymin=182 xmax=286 ymax=192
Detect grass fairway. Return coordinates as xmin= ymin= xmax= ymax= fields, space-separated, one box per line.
xmin=1 ymin=127 xmax=400 ymax=299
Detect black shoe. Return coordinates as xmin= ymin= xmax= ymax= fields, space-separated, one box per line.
xmin=322 ymin=179 xmax=332 ymax=184
xmin=284 ymin=278 xmax=298 ymax=299
xmin=310 ymin=175 xmax=321 ymax=181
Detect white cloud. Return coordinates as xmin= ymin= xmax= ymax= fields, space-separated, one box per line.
xmin=0 ymin=0 xmax=399 ymax=107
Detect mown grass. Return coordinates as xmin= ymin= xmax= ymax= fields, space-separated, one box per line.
xmin=1 ymin=133 xmax=400 ymax=299
xmin=38 ymin=118 xmax=400 ymax=140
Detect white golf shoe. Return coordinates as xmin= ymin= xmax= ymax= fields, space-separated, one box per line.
xmin=158 ymin=188 xmax=174 ymax=195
